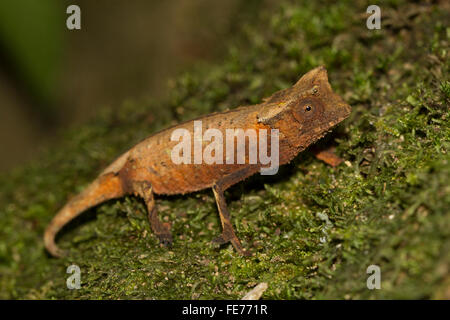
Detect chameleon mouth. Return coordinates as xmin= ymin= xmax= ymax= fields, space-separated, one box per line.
xmin=309 ymin=109 xmax=350 ymax=142
xmin=327 ymin=113 xmax=349 ymax=130
xmin=302 ymin=110 xmax=349 ymax=142
xmin=330 ymin=103 xmax=352 ymax=126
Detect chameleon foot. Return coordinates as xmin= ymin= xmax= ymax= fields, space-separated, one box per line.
xmin=212 ymin=234 xmax=228 ymax=245
xmin=212 ymin=233 xmax=252 ymax=257
xmin=157 ymin=232 xmax=173 ymax=247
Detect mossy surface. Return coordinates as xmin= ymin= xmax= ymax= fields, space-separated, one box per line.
xmin=0 ymin=0 xmax=449 ymax=299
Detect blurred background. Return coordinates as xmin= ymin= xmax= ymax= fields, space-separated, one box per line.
xmin=0 ymin=0 xmax=272 ymax=172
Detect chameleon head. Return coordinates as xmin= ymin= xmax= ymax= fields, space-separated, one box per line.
xmin=258 ymin=66 xmax=351 ymax=150
xmin=289 ymin=66 xmax=352 ymax=138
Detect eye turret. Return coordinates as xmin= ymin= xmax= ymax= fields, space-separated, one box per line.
xmin=292 ymin=97 xmax=324 ymax=122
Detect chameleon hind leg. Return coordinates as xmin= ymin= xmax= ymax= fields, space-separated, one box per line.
xmin=212 ymin=168 xmax=253 ymax=256
xmin=133 ymin=181 xmax=172 ymax=247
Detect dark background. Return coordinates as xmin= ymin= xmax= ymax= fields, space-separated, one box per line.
xmin=0 ymin=0 xmax=270 ymax=171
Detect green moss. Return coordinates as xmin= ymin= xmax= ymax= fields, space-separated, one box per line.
xmin=0 ymin=0 xmax=449 ymax=299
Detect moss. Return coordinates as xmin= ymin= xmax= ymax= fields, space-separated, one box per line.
xmin=0 ymin=0 xmax=449 ymax=299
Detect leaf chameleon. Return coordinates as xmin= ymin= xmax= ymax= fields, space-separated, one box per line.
xmin=44 ymin=66 xmax=351 ymax=257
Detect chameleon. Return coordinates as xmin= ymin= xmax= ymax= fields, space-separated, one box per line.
xmin=44 ymin=66 xmax=351 ymax=257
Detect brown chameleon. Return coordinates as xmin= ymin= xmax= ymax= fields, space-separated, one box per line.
xmin=44 ymin=66 xmax=351 ymax=257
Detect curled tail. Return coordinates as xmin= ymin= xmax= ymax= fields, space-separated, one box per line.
xmin=44 ymin=172 xmax=124 ymax=257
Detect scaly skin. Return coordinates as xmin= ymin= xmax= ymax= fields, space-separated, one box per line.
xmin=44 ymin=66 xmax=351 ymax=257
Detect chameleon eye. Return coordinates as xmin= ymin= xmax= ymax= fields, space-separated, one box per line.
xmin=292 ymin=98 xmax=324 ymax=122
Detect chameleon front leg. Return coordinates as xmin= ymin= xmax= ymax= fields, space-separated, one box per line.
xmin=212 ymin=184 xmax=251 ymax=256
xmin=212 ymin=167 xmax=253 ymax=256
xmin=133 ymin=181 xmax=173 ymax=247
xmin=312 ymin=145 xmax=344 ymax=167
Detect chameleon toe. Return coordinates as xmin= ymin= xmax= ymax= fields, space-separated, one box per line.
xmin=211 ymin=235 xmax=228 ymax=245
xmin=158 ymin=233 xmax=173 ymax=247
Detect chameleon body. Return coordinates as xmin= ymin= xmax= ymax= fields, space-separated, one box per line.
xmin=44 ymin=66 xmax=351 ymax=257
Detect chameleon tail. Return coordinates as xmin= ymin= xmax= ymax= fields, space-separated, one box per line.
xmin=44 ymin=172 xmax=124 ymax=257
